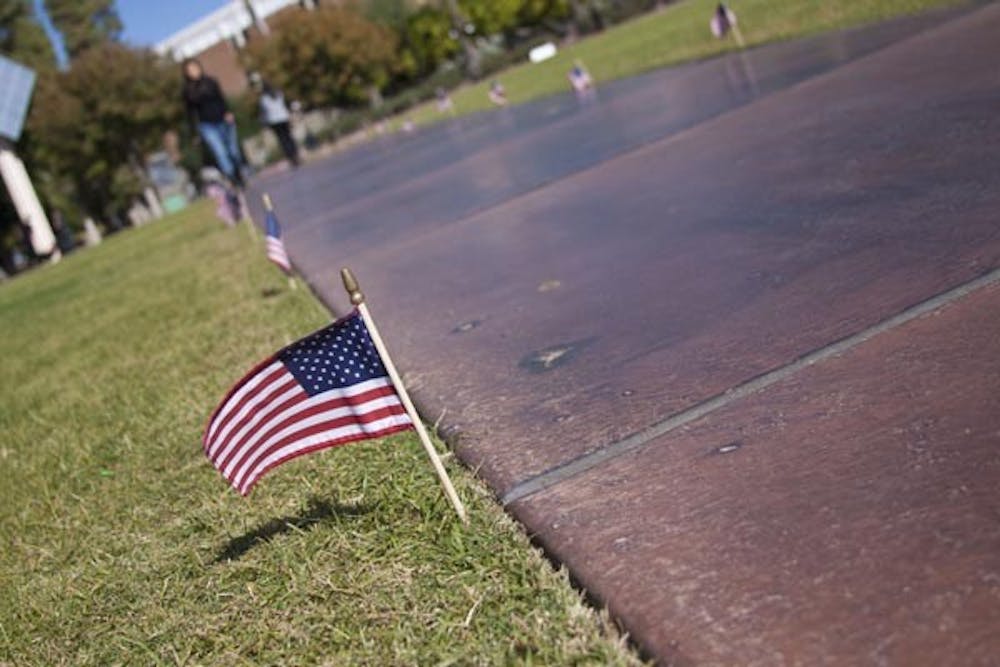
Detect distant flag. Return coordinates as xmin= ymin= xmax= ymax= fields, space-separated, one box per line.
xmin=203 ymin=310 xmax=414 ymax=495
xmin=265 ymin=205 xmax=292 ymax=274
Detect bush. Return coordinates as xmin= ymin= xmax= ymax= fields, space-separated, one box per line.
xmin=245 ymin=6 xmax=400 ymax=110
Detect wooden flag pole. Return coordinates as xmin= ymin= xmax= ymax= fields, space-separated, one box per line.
xmin=341 ymin=267 xmax=468 ymax=523
xmin=242 ymin=189 xmax=258 ymax=244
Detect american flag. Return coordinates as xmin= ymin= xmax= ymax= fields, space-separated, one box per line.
xmin=265 ymin=208 xmax=291 ymax=273
xmin=203 ymin=311 xmax=414 ymax=495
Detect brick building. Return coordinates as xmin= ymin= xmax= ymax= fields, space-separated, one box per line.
xmin=155 ymin=0 xmax=318 ymax=96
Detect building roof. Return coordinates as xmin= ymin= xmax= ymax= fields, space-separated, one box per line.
xmin=155 ymin=0 xmax=301 ymax=60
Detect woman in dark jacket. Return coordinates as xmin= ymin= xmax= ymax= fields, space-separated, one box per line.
xmin=182 ymin=58 xmax=245 ymax=187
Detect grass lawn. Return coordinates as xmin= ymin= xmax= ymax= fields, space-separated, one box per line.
xmin=396 ymin=0 xmax=968 ymax=128
xmin=0 ymin=204 xmax=643 ymax=666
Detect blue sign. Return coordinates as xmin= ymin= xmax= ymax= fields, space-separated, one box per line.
xmin=0 ymin=54 xmax=37 ymax=142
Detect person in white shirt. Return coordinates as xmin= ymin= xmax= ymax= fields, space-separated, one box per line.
xmin=256 ymin=78 xmax=300 ymax=167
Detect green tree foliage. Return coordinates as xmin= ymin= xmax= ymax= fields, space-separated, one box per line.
xmin=458 ymin=0 xmax=569 ymax=37
xmin=458 ymin=0 xmax=524 ymax=36
xmin=518 ymin=0 xmax=570 ymax=27
xmin=361 ymin=0 xmax=410 ymax=29
xmin=246 ymin=6 xmax=400 ymax=109
xmin=0 ymin=0 xmax=54 ymax=70
xmin=43 ymin=0 xmax=120 ymax=60
xmin=26 ymin=43 xmax=180 ymax=217
xmin=400 ymin=6 xmax=457 ymax=77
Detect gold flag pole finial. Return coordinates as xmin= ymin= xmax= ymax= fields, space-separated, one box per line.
xmin=340 ymin=267 xmax=467 ymax=523
xmin=341 ymin=267 xmax=365 ymax=305
xmin=262 ymin=193 xmax=274 ymax=212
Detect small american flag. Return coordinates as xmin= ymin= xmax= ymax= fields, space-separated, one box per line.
xmin=265 ymin=208 xmax=291 ymax=273
xmin=203 ymin=311 xmax=414 ymax=495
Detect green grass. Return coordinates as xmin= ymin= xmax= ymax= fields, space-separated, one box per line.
xmin=395 ymin=0 xmax=968 ymax=128
xmin=0 ymin=204 xmax=643 ymax=666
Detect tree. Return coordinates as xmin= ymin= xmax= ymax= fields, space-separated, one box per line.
xmin=446 ymin=0 xmax=567 ymax=76
xmin=444 ymin=0 xmax=480 ymax=78
xmin=43 ymin=0 xmax=120 ymax=60
xmin=401 ymin=6 xmax=457 ymax=77
xmin=245 ymin=6 xmax=400 ymax=109
xmin=457 ymin=0 xmax=523 ymax=36
xmin=26 ymin=43 xmax=180 ymax=218
xmin=517 ymin=0 xmax=570 ymax=28
xmin=362 ymin=0 xmax=410 ymax=29
xmin=0 ymin=0 xmax=55 ymax=70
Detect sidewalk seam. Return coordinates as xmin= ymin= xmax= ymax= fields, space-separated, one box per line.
xmin=502 ymin=265 xmax=1000 ymax=505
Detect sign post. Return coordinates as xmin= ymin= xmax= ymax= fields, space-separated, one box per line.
xmin=0 ymin=55 xmax=57 ymax=258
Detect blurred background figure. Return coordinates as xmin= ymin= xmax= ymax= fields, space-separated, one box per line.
xmin=49 ymin=209 xmax=76 ymax=255
xmin=182 ymin=58 xmax=246 ymax=189
xmin=253 ymin=76 xmax=300 ymax=168
xmin=435 ymin=87 xmax=455 ymax=115
xmin=488 ymin=80 xmax=508 ymax=107
xmin=711 ymin=3 xmax=743 ymax=45
xmin=200 ymin=168 xmax=238 ymax=227
xmin=569 ymin=59 xmax=595 ymax=102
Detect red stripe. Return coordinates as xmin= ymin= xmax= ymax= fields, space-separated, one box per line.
xmin=238 ymin=422 xmax=414 ymax=496
xmin=231 ymin=403 xmax=410 ymax=491
xmin=201 ymin=309 xmax=370 ymax=490
xmin=269 ymin=257 xmax=291 ymax=272
xmin=207 ymin=374 xmax=298 ymax=458
xmin=223 ymin=385 xmax=402 ymax=481
xmin=202 ymin=363 xmax=285 ymax=452
xmin=212 ymin=387 xmax=308 ymax=468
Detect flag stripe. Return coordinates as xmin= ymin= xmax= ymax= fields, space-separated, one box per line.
xmin=221 ymin=384 xmax=403 ymax=479
xmin=211 ymin=383 xmax=307 ymax=466
xmin=202 ymin=311 xmax=415 ymax=495
xmin=208 ymin=375 xmax=299 ymax=460
xmin=205 ymin=362 xmax=285 ymax=447
xmin=229 ymin=397 xmax=408 ymax=489
xmin=237 ymin=414 xmax=414 ymax=495
xmin=267 ymin=242 xmax=289 ymax=258
xmin=267 ymin=237 xmax=291 ymax=272
xmin=208 ymin=375 xmax=397 ymax=463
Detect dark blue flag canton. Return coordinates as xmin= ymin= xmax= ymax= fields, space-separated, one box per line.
xmin=265 ymin=211 xmax=281 ymax=239
xmin=278 ymin=312 xmax=389 ymax=397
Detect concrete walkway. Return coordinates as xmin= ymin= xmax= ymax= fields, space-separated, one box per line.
xmin=252 ymin=5 xmax=1000 ymax=662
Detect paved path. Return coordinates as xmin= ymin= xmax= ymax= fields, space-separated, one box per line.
xmin=253 ymin=5 xmax=1000 ymax=663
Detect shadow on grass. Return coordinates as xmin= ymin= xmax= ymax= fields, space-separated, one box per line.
xmin=215 ymin=497 xmax=370 ymax=563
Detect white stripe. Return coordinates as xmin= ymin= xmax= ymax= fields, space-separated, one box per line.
xmin=209 ymin=375 xmax=298 ymax=458
xmin=207 ymin=361 xmax=285 ymax=443
xmin=209 ymin=382 xmax=303 ymax=462
xmin=268 ymin=254 xmax=291 ymax=269
xmin=212 ymin=376 xmax=393 ymax=462
xmin=227 ymin=392 xmax=408 ymax=486
xmin=224 ymin=390 xmax=403 ymax=481
xmin=217 ymin=376 xmax=396 ymax=473
xmin=237 ymin=413 xmax=413 ymax=493
xmin=267 ymin=239 xmax=290 ymax=262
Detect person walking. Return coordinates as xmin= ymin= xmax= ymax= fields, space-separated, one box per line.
xmin=255 ymin=78 xmax=300 ymax=167
xmin=182 ymin=59 xmax=245 ymax=189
